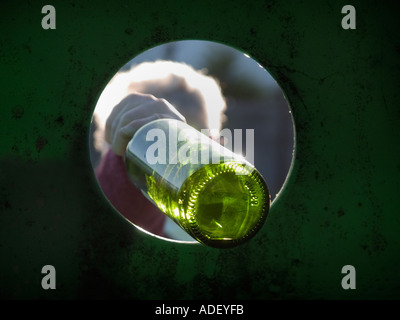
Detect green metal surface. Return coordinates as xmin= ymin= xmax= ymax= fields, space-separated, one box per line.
xmin=0 ymin=0 xmax=399 ymax=299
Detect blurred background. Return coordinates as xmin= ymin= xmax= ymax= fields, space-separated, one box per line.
xmin=89 ymin=40 xmax=295 ymax=240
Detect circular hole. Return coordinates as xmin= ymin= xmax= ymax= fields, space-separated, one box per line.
xmin=89 ymin=40 xmax=295 ymax=244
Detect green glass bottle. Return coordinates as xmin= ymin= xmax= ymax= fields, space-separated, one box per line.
xmin=125 ymin=119 xmax=270 ymax=248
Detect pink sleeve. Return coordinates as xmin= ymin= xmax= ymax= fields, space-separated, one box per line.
xmin=95 ymin=149 xmax=166 ymax=237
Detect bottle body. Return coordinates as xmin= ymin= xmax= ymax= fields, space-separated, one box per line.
xmin=125 ymin=119 xmax=270 ymax=248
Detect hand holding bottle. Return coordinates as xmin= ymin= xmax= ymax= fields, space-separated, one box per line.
xmin=103 ymin=93 xmax=270 ymax=248
xmin=105 ymin=93 xmax=186 ymax=156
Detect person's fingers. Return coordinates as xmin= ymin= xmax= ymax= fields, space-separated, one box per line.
xmin=110 ymin=99 xmax=155 ymax=146
xmin=109 ymin=98 xmax=186 ymax=147
xmin=111 ymin=113 xmax=172 ymax=156
xmin=105 ymin=91 xmax=188 ymax=156
xmin=105 ymin=97 xmax=130 ymax=144
xmin=105 ymin=93 xmax=157 ymax=143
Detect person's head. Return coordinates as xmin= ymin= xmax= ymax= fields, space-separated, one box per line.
xmin=92 ymin=60 xmax=227 ymax=158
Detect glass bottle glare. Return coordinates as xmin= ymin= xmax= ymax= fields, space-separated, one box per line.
xmin=125 ymin=119 xmax=270 ymax=248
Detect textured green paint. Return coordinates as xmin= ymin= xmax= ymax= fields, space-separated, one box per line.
xmin=1 ymin=0 xmax=399 ymax=299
